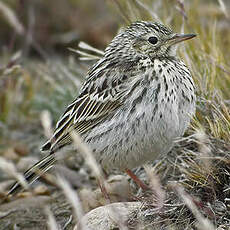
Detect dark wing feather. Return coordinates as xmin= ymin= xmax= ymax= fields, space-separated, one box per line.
xmin=41 ymin=62 xmax=128 ymax=152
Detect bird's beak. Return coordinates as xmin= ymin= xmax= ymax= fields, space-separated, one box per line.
xmin=168 ymin=33 xmax=196 ymax=45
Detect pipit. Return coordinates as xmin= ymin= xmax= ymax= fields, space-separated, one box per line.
xmin=9 ymin=21 xmax=196 ymax=194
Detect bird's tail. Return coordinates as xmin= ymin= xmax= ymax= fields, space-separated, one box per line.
xmin=8 ymin=154 xmax=56 ymax=196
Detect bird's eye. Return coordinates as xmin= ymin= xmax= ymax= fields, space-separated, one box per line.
xmin=148 ymin=36 xmax=158 ymax=45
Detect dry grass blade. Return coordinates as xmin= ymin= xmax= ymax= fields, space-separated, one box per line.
xmin=144 ymin=165 xmax=165 ymax=209
xmin=78 ymin=42 xmax=104 ymax=56
xmin=0 ymin=2 xmax=24 ymax=35
xmin=68 ymin=41 xmax=104 ymax=61
xmin=194 ymin=130 xmax=212 ymax=169
xmin=68 ymin=47 xmax=102 ymax=61
xmin=135 ymin=0 xmax=161 ymax=21
xmin=175 ymin=0 xmax=188 ymax=20
xmin=57 ymin=175 xmax=84 ymax=221
xmin=0 ymin=157 xmax=29 ymax=192
xmin=207 ymin=55 xmax=230 ymax=75
xmin=70 ymin=131 xmax=106 ymax=189
xmin=45 ymin=206 xmax=59 ymax=230
xmin=174 ymin=184 xmax=215 ymax=230
xmin=40 ymin=110 xmax=53 ymax=139
xmin=111 ymin=0 xmax=132 ymax=24
xmin=218 ymin=0 xmax=229 ymax=18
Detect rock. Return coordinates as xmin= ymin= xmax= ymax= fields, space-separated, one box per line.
xmin=94 ymin=175 xmax=132 ymax=203
xmin=75 ymin=202 xmax=140 ymax=230
xmin=106 ymin=175 xmax=132 ymax=199
xmin=79 ymin=175 xmax=132 ymax=212
xmin=79 ymin=188 xmax=100 ymax=212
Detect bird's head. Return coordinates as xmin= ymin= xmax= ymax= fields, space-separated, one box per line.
xmin=105 ymin=21 xmax=196 ymax=61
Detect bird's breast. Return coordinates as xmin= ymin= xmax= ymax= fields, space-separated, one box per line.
xmin=85 ymin=59 xmax=196 ymax=170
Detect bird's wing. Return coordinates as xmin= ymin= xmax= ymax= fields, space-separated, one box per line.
xmin=41 ymin=61 xmax=130 ymax=152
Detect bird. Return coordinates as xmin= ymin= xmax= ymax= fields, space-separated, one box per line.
xmin=8 ymin=21 xmax=196 ymax=195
